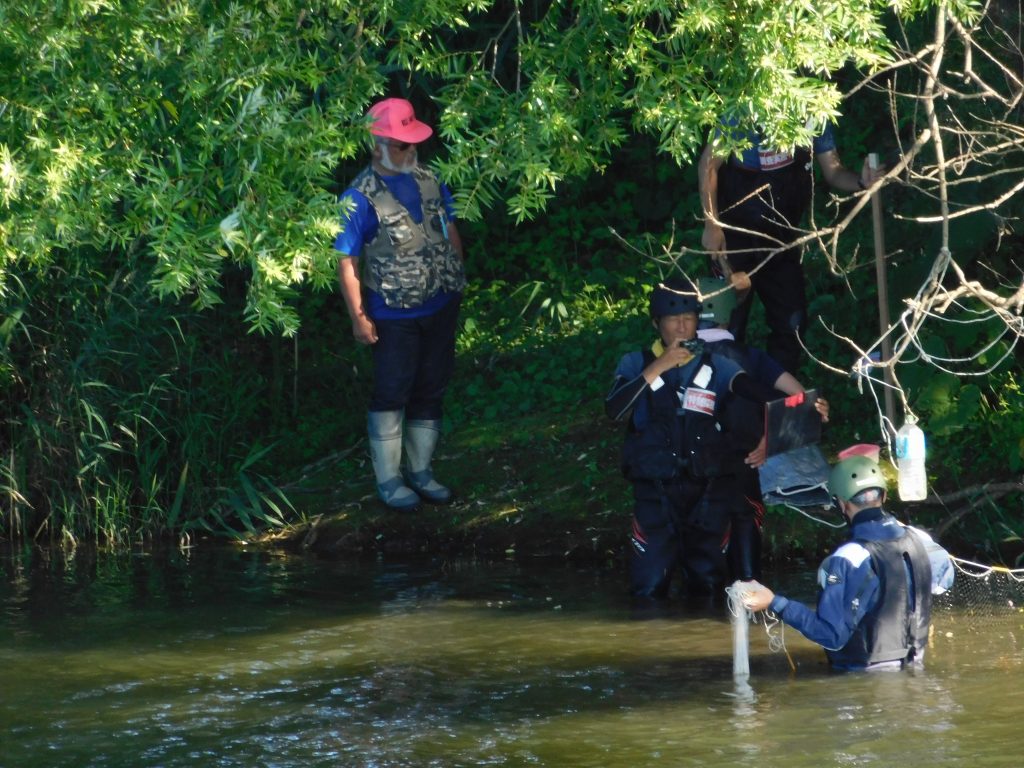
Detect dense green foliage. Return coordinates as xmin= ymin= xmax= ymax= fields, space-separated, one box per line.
xmin=1 ymin=0 xmax=947 ymax=327
xmin=1 ymin=0 xmax=1021 ymax=550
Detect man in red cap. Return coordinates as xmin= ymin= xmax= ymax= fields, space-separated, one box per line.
xmin=335 ymin=98 xmax=466 ymax=512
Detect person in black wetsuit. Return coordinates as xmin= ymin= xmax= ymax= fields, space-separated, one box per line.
xmin=697 ymin=123 xmax=883 ymax=374
xmin=605 ymin=276 xmax=787 ymax=599
xmin=693 ymin=277 xmax=829 ymax=584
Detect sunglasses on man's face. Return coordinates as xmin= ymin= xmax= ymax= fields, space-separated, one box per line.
xmin=383 ymin=140 xmax=413 ymax=151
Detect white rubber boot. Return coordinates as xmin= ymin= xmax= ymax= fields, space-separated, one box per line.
xmin=367 ymin=410 xmax=420 ymax=512
xmin=403 ymin=419 xmax=453 ymax=504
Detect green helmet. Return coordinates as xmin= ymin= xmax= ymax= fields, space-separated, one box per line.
xmin=697 ymin=277 xmax=737 ymax=327
xmin=828 ymin=455 xmax=887 ymax=503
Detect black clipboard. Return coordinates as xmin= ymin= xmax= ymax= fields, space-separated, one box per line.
xmin=764 ymin=388 xmax=822 ymax=457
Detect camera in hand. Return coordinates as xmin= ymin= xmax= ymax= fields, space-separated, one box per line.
xmin=678 ymin=338 xmax=705 ymax=355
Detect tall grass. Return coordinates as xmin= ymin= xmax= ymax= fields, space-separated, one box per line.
xmin=0 ymin=255 xmax=299 ymax=545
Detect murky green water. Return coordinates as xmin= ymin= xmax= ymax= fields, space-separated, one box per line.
xmin=1 ymin=545 xmax=1021 ymax=767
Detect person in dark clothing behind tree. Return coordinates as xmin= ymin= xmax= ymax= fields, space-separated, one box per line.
xmin=697 ymin=122 xmax=884 ymax=375
xmin=693 ymin=277 xmax=829 ymax=583
xmin=605 ymin=276 xmax=786 ymax=600
xmin=742 ymin=451 xmax=954 ymax=670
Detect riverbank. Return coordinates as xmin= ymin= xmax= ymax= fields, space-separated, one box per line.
xmin=259 ymin=409 xmax=845 ymax=570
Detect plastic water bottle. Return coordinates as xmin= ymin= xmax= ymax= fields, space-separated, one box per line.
xmin=895 ymin=417 xmax=927 ymax=501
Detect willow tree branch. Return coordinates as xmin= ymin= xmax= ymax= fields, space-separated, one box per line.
xmin=923 ymin=480 xmax=1024 ymax=538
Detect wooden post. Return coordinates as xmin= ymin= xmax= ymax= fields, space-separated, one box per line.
xmin=869 ymin=153 xmax=897 ymax=428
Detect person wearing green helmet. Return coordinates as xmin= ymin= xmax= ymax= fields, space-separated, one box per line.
xmin=695 ymin=277 xmax=803 ymax=395
xmin=693 ymin=276 xmax=829 ymax=583
xmin=742 ymin=448 xmax=954 ymax=670
xmin=605 ymin=276 xmax=789 ymax=599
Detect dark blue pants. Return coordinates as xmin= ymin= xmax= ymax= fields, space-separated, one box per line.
xmin=629 ymin=477 xmax=726 ymax=599
xmin=722 ymin=236 xmax=807 ymax=376
xmin=725 ymin=467 xmax=765 ymax=582
xmin=689 ymin=466 xmax=765 ymax=583
xmin=369 ymin=295 xmax=462 ymax=420
xmin=715 ymin=157 xmax=810 ymax=375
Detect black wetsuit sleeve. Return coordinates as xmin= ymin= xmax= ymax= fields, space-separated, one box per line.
xmin=605 ymin=375 xmax=649 ymax=421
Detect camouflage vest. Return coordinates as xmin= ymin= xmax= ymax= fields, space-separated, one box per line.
xmin=352 ymin=165 xmax=466 ymax=309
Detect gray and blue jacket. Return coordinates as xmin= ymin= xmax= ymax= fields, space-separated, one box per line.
xmin=770 ymin=508 xmax=954 ymax=669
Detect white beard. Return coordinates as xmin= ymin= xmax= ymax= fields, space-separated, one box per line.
xmin=379 ymin=145 xmax=418 ymax=174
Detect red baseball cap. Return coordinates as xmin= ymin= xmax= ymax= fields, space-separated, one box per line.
xmin=367 ymin=98 xmax=433 ymax=143
xmin=837 ymin=443 xmax=881 ymax=462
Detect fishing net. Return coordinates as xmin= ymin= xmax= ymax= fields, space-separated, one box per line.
xmin=932 ymin=556 xmax=1024 ymax=631
xmin=725 ymin=581 xmax=751 ymax=677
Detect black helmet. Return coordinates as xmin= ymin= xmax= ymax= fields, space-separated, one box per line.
xmin=650 ymin=277 xmax=702 ymax=319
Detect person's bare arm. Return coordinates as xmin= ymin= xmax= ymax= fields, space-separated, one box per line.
xmin=772 ymin=371 xmax=804 ymax=395
xmin=337 ymin=256 xmax=377 ymax=345
xmin=642 ymin=345 xmax=696 ymax=385
xmin=817 ymin=149 xmax=882 ymax=193
xmin=698 ymin=145 xmax=752 ymax=291
xmin=698 ymin=143 xmax=728 ymax=267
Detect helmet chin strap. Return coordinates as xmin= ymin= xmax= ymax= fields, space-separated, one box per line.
xmin=832 ymin=496 xmax=854 ymax=526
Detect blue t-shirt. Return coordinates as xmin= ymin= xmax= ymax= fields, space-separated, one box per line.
xmin=334 ymin=171 xmax=459 ymax=320
xmin=720 ymin=122 xmax=837 ymax=172
xmin=736 ymin=345 xmax=785 ymax=388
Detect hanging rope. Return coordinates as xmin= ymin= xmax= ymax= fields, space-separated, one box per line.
xmin=949 ymin=555 xmax=1024 ymax=582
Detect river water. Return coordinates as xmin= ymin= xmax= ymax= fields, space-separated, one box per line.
xmin=1 ymin=545 xmax=1021 ymax=767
